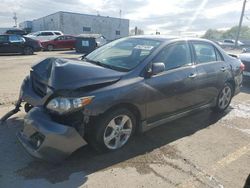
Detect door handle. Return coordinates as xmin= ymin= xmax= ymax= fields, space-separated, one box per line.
xmin=188 ymin=73 xmax=197 ymax=78
xmin=221 ymin=67 xmax=226 ymax=72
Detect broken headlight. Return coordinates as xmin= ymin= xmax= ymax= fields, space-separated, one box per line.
xmin=46 ymin=96 xmax=94 ymax=114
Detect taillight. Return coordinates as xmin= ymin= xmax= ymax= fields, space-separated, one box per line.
xmin=240 ymin=62 xmax=245 ymax=71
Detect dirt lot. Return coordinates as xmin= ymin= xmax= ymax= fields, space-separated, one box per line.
xmin=0 ymin=51 xmax=249 ymax=188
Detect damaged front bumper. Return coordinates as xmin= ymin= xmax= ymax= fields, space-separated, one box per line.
xmin=17 ymin=107 xmax=87 ymax=162
xmin=0 ymin=76 xmax=88 ymax=162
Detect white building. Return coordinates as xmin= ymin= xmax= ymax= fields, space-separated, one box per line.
xmin=20 ymin=11 xmax=129 ymax=41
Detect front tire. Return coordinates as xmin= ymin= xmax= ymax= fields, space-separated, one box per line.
xmin=47 ymin=44 xmax=54 ymax=51
xmin=212 ymin=82 xmax=233 ymax=112
xmin=87 ymin=108 xmax=136 ymax=152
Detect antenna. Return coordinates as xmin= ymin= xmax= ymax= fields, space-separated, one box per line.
xmin=13 ymin=12 xmax=17 ymax=27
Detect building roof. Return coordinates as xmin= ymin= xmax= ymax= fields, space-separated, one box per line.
xmin=31 ymin=11 xmax=129 ymax=22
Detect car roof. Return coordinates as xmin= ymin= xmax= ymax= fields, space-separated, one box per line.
xmin=129 ymin=35 xmax=215 ymax=43
xmin=37 ymin=31 xmax=62 ymax=32
xmin=0 ymin=34 xmax=22 ymax=36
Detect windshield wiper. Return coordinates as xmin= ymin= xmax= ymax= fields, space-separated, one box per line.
xmin=83 ymin=57 xmax=129 ymax=72
xmin=82 ymin=57 xmax=102 ymax=66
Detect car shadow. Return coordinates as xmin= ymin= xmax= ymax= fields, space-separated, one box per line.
xmin=11 ymin=107 xmax=231 ymax=186
xmin=0 ymin=53 xmax=37 ymax=56
xmin=58 ymin=51 xmax=81 ymax=55
xmin=244 ymin=174 xmax=250 ymax=188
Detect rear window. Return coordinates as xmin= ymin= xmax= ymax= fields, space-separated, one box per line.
xmin=65 ymin=36 xmax=74 ymax=40
xmin=54 ymin=32 xmax=62 ymax=35
xmin=193 ymin=43 xmax=217 ymax=63
xmin=9 ymin=35 xmax=25 ymax=42
xmin=6 ymin=30 xmax=25 ymax=35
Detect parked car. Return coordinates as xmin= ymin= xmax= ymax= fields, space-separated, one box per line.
xmin=0 ymin=34 xmax=42 ymax=55
xmin=41 ymin=35 xmax=76 ymax=51
xmin=75 ymin=34 xmax=107 ymax=53
xmin=238 ymin=53 xmax=250 ymax=82
xmin=1 ymin=36 xmax=243 ymax=162
xmin=5 ymin=29 xmax=27 ymax=35
xmin=25 ymin=31 xmax=63 ymax=42
xmin=218 ymin=39 xmax=244 ymax=48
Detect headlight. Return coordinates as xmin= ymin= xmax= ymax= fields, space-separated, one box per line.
xmin=46 ymin=96 xmax=94 ymax=114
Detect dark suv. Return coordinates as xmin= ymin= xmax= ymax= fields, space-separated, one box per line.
xmin=0 ymin=34 xmax=42 ymax=55
xmin=2 ymin=36 xmax=243 ymax=162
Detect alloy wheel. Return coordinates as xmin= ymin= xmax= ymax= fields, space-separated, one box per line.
xmin=47 ymin=45 xmax=54 ymax=51
xmin=103 ymin=115 xmax=133 ymax=150
xmin=218 ymin=86 xmax=232 ymax=110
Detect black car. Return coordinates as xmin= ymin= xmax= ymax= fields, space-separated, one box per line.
xmin=1 ymin=36 xmax=243 ymax=162
xmin=5 ymin=29 xmax=27 ymax=35
xmin=238 ymin=53 xmax=250 ymax=82
xmin=0 ymin=34 xmax=42 ymax=55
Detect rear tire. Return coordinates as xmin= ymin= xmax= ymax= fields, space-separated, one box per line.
xmin=23 ymin=46 xmax=34 ymax=55
xmin=212 ymin=82 xmax=233 ymax=112
xmin=87 ymin=108 xmax=136 ymax=153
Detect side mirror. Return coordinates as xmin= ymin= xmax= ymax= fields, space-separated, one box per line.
xmin=151 ymin=62 xmax=165 ymax=75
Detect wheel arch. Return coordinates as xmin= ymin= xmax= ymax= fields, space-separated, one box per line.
xmin=96 ymin=102 xmax=142 ymax=132
xmin=106 ymin=103 xmax=141 ymax=120
xmin=226 ymin=79 xmax=235 ymax=94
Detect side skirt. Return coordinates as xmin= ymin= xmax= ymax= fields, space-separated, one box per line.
xmin=141 ymin=103 xmax=213 ymax=132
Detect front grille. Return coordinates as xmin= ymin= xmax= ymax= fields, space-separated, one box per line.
xmin=241 ymin=60 xmax=250 ymax=72
xmin=31 ymin=74 xmax=47 ymax=97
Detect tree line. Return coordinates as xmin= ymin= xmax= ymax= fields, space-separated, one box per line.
xmin=202 ymin=26 xmax=250 ymax=41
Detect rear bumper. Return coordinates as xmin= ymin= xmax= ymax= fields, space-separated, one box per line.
xmin=17 ymin=107 xmax=87 ymax=162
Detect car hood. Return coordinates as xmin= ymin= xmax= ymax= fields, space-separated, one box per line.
xmin=31 ymin=58 xmax=125 ymax=90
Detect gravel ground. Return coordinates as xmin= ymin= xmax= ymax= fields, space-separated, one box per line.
xmin=0 ymin=51 xmax=249 ymax=188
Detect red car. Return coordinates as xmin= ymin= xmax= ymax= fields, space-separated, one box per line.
xmin=41 ymin=35 xmax=76 ymax=51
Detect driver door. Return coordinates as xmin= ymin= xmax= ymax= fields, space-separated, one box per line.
xmin=145 ymin=42 xmax=200 ymax=123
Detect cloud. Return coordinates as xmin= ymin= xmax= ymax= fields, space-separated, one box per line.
xmin=0 ymin=0 xmax=248 ymax=35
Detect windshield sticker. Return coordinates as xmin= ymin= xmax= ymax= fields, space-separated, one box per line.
xmin=134 ymin=45 xmax=154 ymax=50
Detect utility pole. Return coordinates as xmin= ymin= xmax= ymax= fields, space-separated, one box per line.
xmin=13 ymin=12 xmax=17 ymax=27
xmin=235 ymin=0 xmax=247 ymax=48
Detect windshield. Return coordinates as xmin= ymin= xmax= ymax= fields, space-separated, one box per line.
xmin=84 ymin=37 xmax=162 ymax=72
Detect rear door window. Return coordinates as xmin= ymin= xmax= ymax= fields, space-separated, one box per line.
xmin=39 ymin=32 xmax=54 ymax=36
xmin=57 ymin=36 xmax=65 ymax=40
xmin=54 ymin=32 xmax=62 ymax=35
xmin=193 ymin=42 xmax=217 ymax=63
